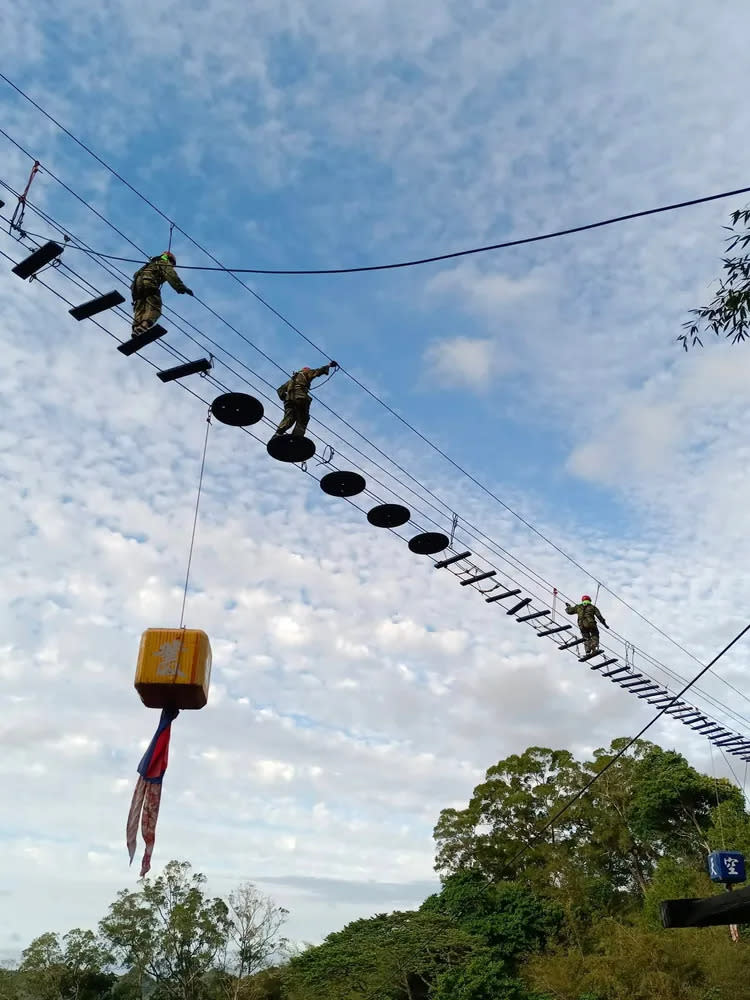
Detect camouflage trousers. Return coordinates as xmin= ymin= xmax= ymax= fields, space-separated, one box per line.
xmin=275 ymin=396 xmax=311 ymax=437
xmin=581 ymin=625 xmax=600 ymax=654
xmin=132 ymin=290 xmax=162 ymax=336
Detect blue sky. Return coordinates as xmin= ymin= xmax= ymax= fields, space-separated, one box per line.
xmin=3 ymin=0 xmax=750 ymax=961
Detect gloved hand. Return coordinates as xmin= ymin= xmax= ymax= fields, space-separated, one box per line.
xmin=329 ymin=360 xmax=339 ymax=368
xmin=184 ymin=288 xmax=194 ymax=296
xmin=602 ymin=622 xmax=609 ymax=629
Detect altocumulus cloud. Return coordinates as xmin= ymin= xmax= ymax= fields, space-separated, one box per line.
xmin=2 ymin=0 xmax=750 ymax=960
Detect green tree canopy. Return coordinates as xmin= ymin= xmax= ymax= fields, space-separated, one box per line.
xmin=17 ymin=929 xmax=114 ymax=1000
xmin=284 ymin=910 xmax=475 ymax=1000
xmin=100 ymin=860 xmax=231 ymax=1000
xmin=433 ymin=739 xmax=739 ymax=904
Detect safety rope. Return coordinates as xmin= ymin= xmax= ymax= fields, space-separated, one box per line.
xmin=449 ymin=513 xmax=459 ymax=547
xmin=9 ymin=159 xmax=40 ymax=235
xmin=309 ymin=364 xmax=340 ymax=390
xmin=179 ymin=409 xmax=211 ymax=629
xmin=709 ymin=742 xmax=727 ymax=849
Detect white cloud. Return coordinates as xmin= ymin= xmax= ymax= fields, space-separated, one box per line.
xmin=427 ymin=264 xmax=546 ymax=314
xmin=424 ymin=336 xmax=504 ymax=391
xmin=3 ymin=0 xmax=750 ymax=963
xmin=566 ymin=347 xmax=750 ymax=497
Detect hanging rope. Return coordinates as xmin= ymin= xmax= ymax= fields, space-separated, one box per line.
xmin=449 ymin=513 xmax=459 ymax=546
xmin=10 ymin=160 xmax=40 ymax=235
xmin=179 ymin=410 xmax=211 ymax=629
xmin=310 ymin=364 xmax=340 ymax=391
xmin=709 ymin=742 xmax=727 ymax=850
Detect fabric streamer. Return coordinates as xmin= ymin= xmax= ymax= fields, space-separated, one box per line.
xmin=126 ymin=706 xmax=179 ymax=876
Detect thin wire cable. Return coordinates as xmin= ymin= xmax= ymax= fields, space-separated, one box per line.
xmin=0 ymin=243 xmax=405 ymax=554
xmin=2 ymin=75 xmax=750 ymax=275
xmin=719 ymin=748 xmax=746 ymax=806
xmin=6 ymin=192 xmax=750 ymax=735
xmin=5 ymin=182 xmax=750 ymax=274
xmin=504 ymin=620 xmax=750 ymax=872
xmin=7 ymin=195 xmax=750 ymax=735
xmin=2 ymin=127 xmax=749 ymax=713
xmin=180 ymin=412 xmax=211 ymax=628
xmin=0 ymin=210 xmax=467 ymax=561
xmin=7 ymin=231 xmax=750 ymax=749
xmin=710 ymin=742 xmax=726 ymax=849
xmin=1 ymin=123 xmax=720 ymax=683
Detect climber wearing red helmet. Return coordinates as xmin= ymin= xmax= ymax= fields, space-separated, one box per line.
xmin=273 ymin=361 xmax=339 ymax=438
xmin=129 ymin=251 xmax=194 ymax=337
xmin=565 ymin=594 xmax=608 ymax=656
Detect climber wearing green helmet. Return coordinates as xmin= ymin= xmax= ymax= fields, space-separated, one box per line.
xmin=130 ymin=251 xmax=194 ymax=337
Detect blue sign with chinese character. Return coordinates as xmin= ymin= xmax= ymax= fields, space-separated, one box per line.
xmin=707 ymin=850 xmax=746 ymax=884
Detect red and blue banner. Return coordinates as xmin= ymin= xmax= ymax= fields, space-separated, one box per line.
xmin=126 ymin=707 xmax=179 ymax=876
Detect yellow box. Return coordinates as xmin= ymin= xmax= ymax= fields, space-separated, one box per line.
xmin=134 ymin=628 xmax=212 ymax=710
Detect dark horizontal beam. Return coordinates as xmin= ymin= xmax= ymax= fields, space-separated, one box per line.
xmin=693 ymin=722 xmax=723 ymax=734
xmin=537 ymin=624 xmax=571 ymax=637
xmin=578 ymin=649 xmax=602 ymax=663
xmin=516 ymin=609 xmax=550 ymax=623
xmin=559 ymin=636 xmax=584 ymax=649
xmin=648 ymin=693 xmax=677 ymax=704
xmin=486 ymin=589 xmax=521 ymax=604
xmin=604 ymin=665 xmax=632 ymax=679
xmin=670 ymin=710 xmax=702 ymax=722
xmin=459 ymin=570 xmax=496 ymax=586
xmin=434 ymin=551 xmax=471 ymax=569
xmin=707 ymin=731 xmax=732 ymax=744
xmin=506 ymin=597 xmax=531 ymax=616
xmin=596 ymin=658 xmax=619 ymax=671
xmin=712 ymin=736 xmax=749 ymax=749
xmin=157 ymin=358 xmax=212 ymax=382
xmin=69 ymin=290 xmax=126 ymax=321
xmin=590 ymin=658 xmax=619 ymax=672
xmin=12 ymin=241 xmax=63 ymax=279
xmin=623 ymin=681 xmax=658 ymax=693
xmin=118 ymin=324 xmax=167 ymax=356
xmin=661 ymin=885 xmax=750 ymax=928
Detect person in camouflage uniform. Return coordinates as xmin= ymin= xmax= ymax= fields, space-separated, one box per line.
xmin=130 ymin=251 xmax=193 ymax=337
xmin=565 ymin=595 xmax=609 ymax=654
xmin=273 ymin=362 xmax=338 ymax=437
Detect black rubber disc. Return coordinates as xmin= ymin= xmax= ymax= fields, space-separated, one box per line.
xmin=408 ymin=532 xmax=449 ymax=555
xmin=211 ymin=392 xmax=264 ymax=426
xmin=320 ymin=471 xmax=366 ymax=497
xmin=267 ymin=435 xmax=316 ymax=463
xmin=367 ymin=503 xmax=410 ymax=528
